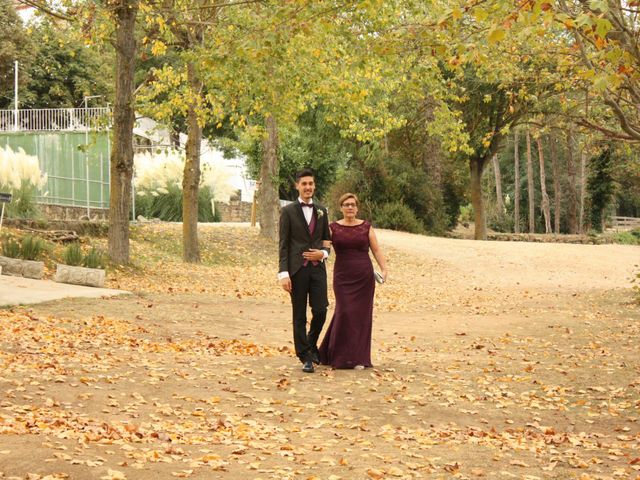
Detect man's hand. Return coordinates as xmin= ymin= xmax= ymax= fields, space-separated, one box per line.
xmin=280 ymin=277 xmax=292 ymax=293
xmin=303 ymin=249 xmax=325 ymax=262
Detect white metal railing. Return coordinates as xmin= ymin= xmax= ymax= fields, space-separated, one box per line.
xmin=0 ymin=108 xmax=111 ymax=132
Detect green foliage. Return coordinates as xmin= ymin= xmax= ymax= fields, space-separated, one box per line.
xmin=0 ymin=1 xmax=33 ymax=109
xmin=326 ymin=141 xmax=455 ymax=235
xmin=612 ymin=230 xmax=640 ymax=246
xmin=0 ymin=181 xmax=42 ymax=220
xmin=243 ymin=108 xmax=351 ymax=201
xmin=612 ymin=145 xmax=640 ymax=218
xmin=83 ymin=247 xmax=106 ymax=269
xmin=458 ymin=204 xmax=474 ymax=224
xmin=62 ymin=243 xmax=84 ymax=266
xmin=588 ymin=147 xmax=616 ymax=233
xmin=19 ymin=235 xmax=47 ymax=261
xmin=375 ymin=202 xmax=425 ymax=234
xmin=22 ymin=18 xmax=113 ymax=108
xmin=135 ymin=184 xmax=219 ymax=222
xmin=1 ymin=236 xmax=20 ymax=258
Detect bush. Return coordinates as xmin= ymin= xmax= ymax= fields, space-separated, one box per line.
xmin=374 ymin=201 xmax=425 ymax=234
xmin=458 ymin=204 xmax=474 ymax=224
xmin=1 ymin=181 xmax=43 ymax=220
xmin=63 ymin=243 xmax=84 ymax=266
xmin=613 ymin=231 xmax=640 ymax=245
xmin=0 ymin=145 xmax=47 ymax=220
xmin=134 ymin=184 xmax=219 ymax=222
xmin=20 ymin=235 xmax=47 ymax=261
xmin=83 ymin=247 xmax=106 ymax=269
xmin=1 ymin=236 xmax=20 ymax=258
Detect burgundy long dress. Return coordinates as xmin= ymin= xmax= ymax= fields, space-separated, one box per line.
xmin=319 ymin=221 xmax=375 ymax=369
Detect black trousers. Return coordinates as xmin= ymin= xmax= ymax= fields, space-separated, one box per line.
xmin=290 ymin=264 xmax=328 ymax=363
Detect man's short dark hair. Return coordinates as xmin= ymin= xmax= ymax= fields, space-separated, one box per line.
xmin=295 ymin=168 xmax=315 ymax=182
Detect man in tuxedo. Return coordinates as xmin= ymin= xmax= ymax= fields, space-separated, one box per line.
xmin=278 ymin=168 xmax=331 ymax=373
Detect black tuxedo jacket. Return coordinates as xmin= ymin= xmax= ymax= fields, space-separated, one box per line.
xmin=279 ymin=201 xmax=331 ymax=277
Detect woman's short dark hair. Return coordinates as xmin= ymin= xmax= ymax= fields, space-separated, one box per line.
xmin=295 ymin=168 xmax=315 ymax=181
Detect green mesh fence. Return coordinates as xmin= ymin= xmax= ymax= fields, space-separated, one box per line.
xmin=0 ymin=131 xmax=110 ymax=209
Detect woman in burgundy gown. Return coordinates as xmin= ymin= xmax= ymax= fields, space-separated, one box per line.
xmin=319 ymin=193 xmax=387 ymax=369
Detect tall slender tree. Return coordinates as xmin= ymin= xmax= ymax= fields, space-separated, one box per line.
xmin=550 ymin=135 xmax=561 ymax=233
xmin=492 ymin=154 xmax=504 ymax=214
xmin=108 ymin=0 xmax=138 ymax=264
xmin=536 ymin=135 xmax=551 ymax=233
xmin=566 ymin=130 xmax=578 ymax=233
xmin=579 ymin=149 xmax=588 ymax=233
xmin=526 ymin=128 xmax=535 ymax=233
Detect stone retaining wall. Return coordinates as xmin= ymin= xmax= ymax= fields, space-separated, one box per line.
xmin=40 ymin=204 xmax=109 ymax=221
xmin=215 ymin=200 xmax=253 ymax=223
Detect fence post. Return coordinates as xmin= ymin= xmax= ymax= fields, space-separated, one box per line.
xmin=86 ymin=153 xmax=90 ymax=218
xmin=100 ymin=152 xmax=104 ymax=209
xmin=71 ymin=146 xmax=75 ymax=206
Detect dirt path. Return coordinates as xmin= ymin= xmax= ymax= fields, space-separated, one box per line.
xmin=1 ymin=225 xmax=638 ymax=480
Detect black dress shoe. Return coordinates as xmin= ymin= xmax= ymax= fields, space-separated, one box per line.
xmin=311 ymin=352 xmax=320 ymax=365
xmin=302 ymin=360 xmax=314 ymax=373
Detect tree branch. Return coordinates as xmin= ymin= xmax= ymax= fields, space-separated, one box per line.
xmin=15 ymin=0 xmax=72 ymax=20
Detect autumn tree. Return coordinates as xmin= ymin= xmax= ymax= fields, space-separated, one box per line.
xmin=553 ymin=0 xmax=640 ymax=142
xmin=105 ymin=0 xmax=139 ymax=264
xmin=526 ymin=128 xmax=535 ymax=233
xmin=0 ymin=0 xmax=33 ymax=110
xmin=536 ymin=134 xmax=552 ymax=233
xmin=136 ymin=0 xmax=267 ymax=262
xmin=23 ymin=17 xmax=113 ymax=108
xmin=199 ymin=1 xmax=408 ymax=241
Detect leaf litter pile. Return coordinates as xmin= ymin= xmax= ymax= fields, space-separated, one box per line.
xmin=1 ymin=223 xmax=639 ymax=479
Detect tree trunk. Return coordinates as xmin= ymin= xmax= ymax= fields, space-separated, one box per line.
xmin=566 ymin=131 xmax=578 ymax=233
xmin=492 ymin=153 xmax=504 ymax=214
xmin=526 ymin=129 xmax=535 ymax=233
xmin=470 ymin=157 xmax=487 ymax=240
xmin=108 ymin=0 xmax=138 ymax=265
xmin=514 ymin=129 xmax=520 ymax=233
xmin=258 ymin=115 xmax=280 ymax=241
xmin=579 ymin=149 xmax=587 ymax=233
xmin=422 ymin=98 xmax=443 ymax=189
xmin=536 ymin=136 xmax=552 ymax=233
xmin=550 ymin=135 xmax=561 ymax=233
xmin=182 ymin=61 xmax=202 ymax=263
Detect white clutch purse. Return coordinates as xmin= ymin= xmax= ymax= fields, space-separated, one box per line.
xmin=374 ymin=271 xmax=385 ymax=284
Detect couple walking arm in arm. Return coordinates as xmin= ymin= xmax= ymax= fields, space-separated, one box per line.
xmin=278 ymin=168 xmax=387 ymax=373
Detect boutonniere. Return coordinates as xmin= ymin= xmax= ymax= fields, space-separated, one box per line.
xmin=316 ymin=208 xmax=324 ymax=219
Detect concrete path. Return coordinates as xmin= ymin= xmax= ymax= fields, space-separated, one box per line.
xmin=0 ymin=275 xmax=129 ymax=307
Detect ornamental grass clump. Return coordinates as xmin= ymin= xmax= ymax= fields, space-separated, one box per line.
xmin=1 ymin=236 xmax=20 ymax=258
xmin=0 ymin=146 xmax=47 ymax=219
xmin=19 ymin=235 xmax=47 ymax=261
xmin=62 ymin=243 xmax=84 ymax=266
xmin=83 ymin=247 xmax=106 ymax=269
xmin=133 ymin=149 xmax=235 ymax=222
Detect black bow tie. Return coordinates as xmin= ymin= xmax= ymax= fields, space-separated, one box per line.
xmin=301 ymin=203 xmax=314 ymax=208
